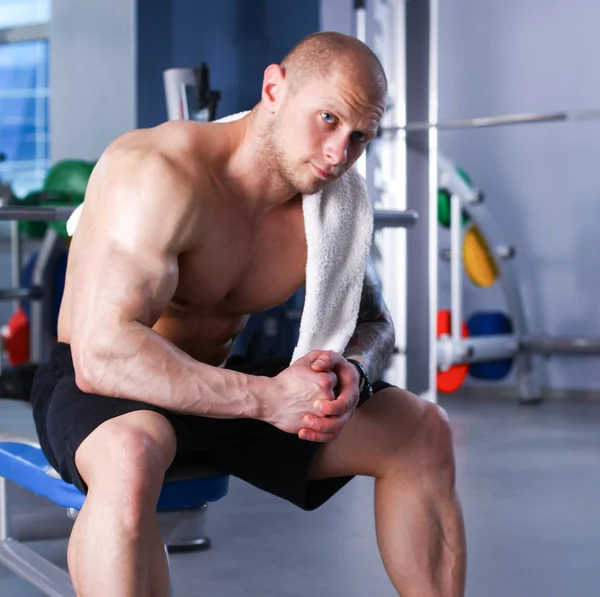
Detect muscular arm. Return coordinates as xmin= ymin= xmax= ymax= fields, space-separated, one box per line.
xmin=69 ymin=144 xmax=264 ymax=419
xmin=343 ymin=257 xmax=396 ymax=383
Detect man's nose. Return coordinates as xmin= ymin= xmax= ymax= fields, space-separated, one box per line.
xmin=324 ymin=136 xmax=349 ymax=167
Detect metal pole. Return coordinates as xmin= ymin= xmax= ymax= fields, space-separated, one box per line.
xmin=0 ymin=206 xmax=74 ymax=222
xmin=380 ymin=108 xmax=600 ymax=133
xmin=354 ymin=0 xmax=367 ymax=179
xmin=373 ymin=209 xmax=418 ymax=229
xmin=450 ymin=194 xmax=462 ymax=359
xmin=404 ymin=0 xmax=438 ymax=402
xmin=30 ymin=228 xmax=61 ymax=364
xmin=523 ymin=336 xmax=600 ymax=355
xmin=10 ymin=220 xmax=22 ymax=312
xmin=0 ymin=477 xmax=11 ymax=541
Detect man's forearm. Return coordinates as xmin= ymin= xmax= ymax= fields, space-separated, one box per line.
xmin=343 ymin=318 xmax=395 ymax=383
xmin=343 ymin=257 xmax=396 ymax=382
xmin=74 ymin=323 xmax=265 ymax=419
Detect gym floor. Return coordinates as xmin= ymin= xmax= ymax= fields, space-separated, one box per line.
xmin=2 ymin=395 xmax=600 ymax=597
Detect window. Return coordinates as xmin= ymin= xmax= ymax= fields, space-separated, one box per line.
xmin=0 ymin=39 xmax=49 ymax=197
xmin=0 ymin=0 xmax=50 ymax=198
xmin=0 ymin=0 xmax=51 ymax=29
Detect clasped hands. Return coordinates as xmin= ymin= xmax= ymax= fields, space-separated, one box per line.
xmin=270 ymin=350 xmax=361 ymax=443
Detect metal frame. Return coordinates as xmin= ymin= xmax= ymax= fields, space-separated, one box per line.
xmin=380 ymin=107 xmax=600 ymax=133
xmin=0 ymin=473 xmax=211 ymax=597
xmin=368 ymin=0 xmax=410 ymax=391
xmin=350 ymin=0 xmax=435 ymax=399
xmin=403 ymin=0 xmax=438 ymax=402
xmin=0 ymin=24 xmax=49 ymax=45
xmin=436 ymin=155 xmax=600 ymax=401
xmin=0 ymin=206 xmax=76 ymax=365
xmin=0 ymin=475 xmax=76 ymax=597
xmin=437 ymin=155 xmax=542 ymax=402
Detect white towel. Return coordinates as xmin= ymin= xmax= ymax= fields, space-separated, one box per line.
xmin=290 ymin=167 xmax=373 ymax=363
xmin=66 ymin=111 xmax=374 ymax=364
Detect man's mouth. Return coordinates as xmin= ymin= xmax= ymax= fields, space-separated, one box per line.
xmin=312 ymin=164 xmax=336 ymax=179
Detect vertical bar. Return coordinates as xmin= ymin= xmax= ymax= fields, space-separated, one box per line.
xmin=427 ymin=0 xmax=439 ymax=401
xmin=354 ymin=0 xmax=367 ymax=179
xmin=405 ymin=0 xmax=438 ymax=401
xmin=0 ymin=477 xmax=11 ymax=541
xmin=450 ymin=194 xmax=462 ymax=359
xmin=10 ymin=220 xmax=22 ymax=313
xmin=30 ymin=228 xmax=60 ymax=364
xmin=369 ymin=0 xmax=408 ymax=389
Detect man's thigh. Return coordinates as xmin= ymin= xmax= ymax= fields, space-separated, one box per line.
xmin=307 ymin=386 xmax=435 ymax=481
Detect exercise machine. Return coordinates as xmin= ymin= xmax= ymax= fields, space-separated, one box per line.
xmin=436 ymin=155 xmax=600 ymax=402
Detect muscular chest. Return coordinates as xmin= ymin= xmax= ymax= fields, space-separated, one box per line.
xmin=173 ymin=201 xmax=307 ymax=315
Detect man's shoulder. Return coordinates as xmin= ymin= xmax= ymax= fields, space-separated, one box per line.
xmin=107 ymin=121 xmax=206 ymax=161
xmin=102 ymin=122 xmax=216 ymax=187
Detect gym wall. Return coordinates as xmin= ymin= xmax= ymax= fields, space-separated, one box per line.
xmin=138 ymin=0 xmax=320 ymax=129
xmin=51 ymin=0 xmax=319 ymax=157
xmin=50 ymin=0 xmax=137 ymax=162
xmin=437 ymin=0 xmax=600 ymax=391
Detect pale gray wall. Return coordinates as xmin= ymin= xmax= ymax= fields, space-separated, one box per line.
xmin=49 ymin=0 xmax=137 ymax=162
xmin=437 ymin=0 xmax=600 ymax=390
xmin=320 ymin=0 xmax=354 ymax=34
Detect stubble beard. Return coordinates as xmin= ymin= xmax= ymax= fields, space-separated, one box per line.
xmin=260 ymin=120 xmax=325 ymax=197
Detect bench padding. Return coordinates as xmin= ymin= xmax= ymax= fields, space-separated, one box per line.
xmin=0 ymin=440 xmax=228 ymax=511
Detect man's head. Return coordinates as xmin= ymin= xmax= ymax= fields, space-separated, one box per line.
xmin=258 ymin=32 xmax=387 ymax=195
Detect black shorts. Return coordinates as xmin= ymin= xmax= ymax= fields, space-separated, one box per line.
xmin=30 ymin=343 xmax=392 ymax=511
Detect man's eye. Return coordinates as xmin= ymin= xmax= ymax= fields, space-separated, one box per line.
xmin=321 ymin=112 xmax=337 ymax=125
xmin=352 ymin=132 xmax=368 ymax=143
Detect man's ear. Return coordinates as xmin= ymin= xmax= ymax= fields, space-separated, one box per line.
xmin=261 ymin=64 xmax=286 ymax=113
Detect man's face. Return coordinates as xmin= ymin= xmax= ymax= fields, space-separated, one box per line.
xmin=267 ymin=70 xmax=386 ymax=195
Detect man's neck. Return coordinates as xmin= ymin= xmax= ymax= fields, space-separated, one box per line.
xmin=222 ymin=109 xmax=301 ymax=221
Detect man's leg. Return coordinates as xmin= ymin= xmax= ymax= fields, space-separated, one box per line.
xmin=68 ymin=411 xmax=177 ymax=597
xmin=308 ymin=388 xmax=466 ymax=597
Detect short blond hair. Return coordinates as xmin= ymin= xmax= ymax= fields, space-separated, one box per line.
xmin=280 ymin=31 xmax=387 ymax=98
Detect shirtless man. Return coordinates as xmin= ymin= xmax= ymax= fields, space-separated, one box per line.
xmin=31 ymin=32 xmax=466 ymax=596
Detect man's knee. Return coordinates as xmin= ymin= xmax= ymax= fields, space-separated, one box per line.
xmin=376 ymin=391 xmax=456 ymax=484
xmin=415 ymin=402 xmax=456 ymax=486
xmin=75 ymin=410 xmax=177 ymax=500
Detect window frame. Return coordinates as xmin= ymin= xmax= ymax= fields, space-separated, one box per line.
xmin=0 ymin=23 xmax=49 ymax=44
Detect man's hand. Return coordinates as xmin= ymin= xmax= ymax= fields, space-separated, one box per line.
xmin=299 ymin=351 xmax=361 ymax=443
xmin=263 ymin=351 xmax=338 ymax=438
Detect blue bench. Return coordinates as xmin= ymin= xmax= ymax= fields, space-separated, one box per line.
xmin=0 ymin=405 xmax=229 ymax=597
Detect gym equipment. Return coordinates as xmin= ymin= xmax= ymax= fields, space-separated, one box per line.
xmin=42 ymin=160 xmax=94 ymax=238
xmin=435 ymin=154 xmax=600 ymax=402
xmin=164 ymin=62 xmax=221 ymax=122
xmin=18 ymin=160 xmax=94 ymax=240
xmin=350 ymin=0 xmax=600 ymax=403
xmin=374 ymin=209 xmax=418 ymax=229
xmin=438 ymin=168 xmax=471 ymax=229
xmin=462 ymin=225 xmax=498 ymax=288
xmin=43 ymin=159 xmax=94 ymax=198
xmin=20 ymin=247 xmax=69 ymax=336
xmin=0 ymin=427 xmax=229 ymax=596
xmin=436 ymin=310 xmax=469 ymax=393
xmin=380 ymin=107 xmax=600 ymax=133
xmin=467 ymin=312 xmax=514 ymax=380
xmin=2 ymin=308 xmax=29 ymax=366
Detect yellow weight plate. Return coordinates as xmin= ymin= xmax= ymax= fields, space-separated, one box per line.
xmin=463 ymin=225 xmax=498 ymax=288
